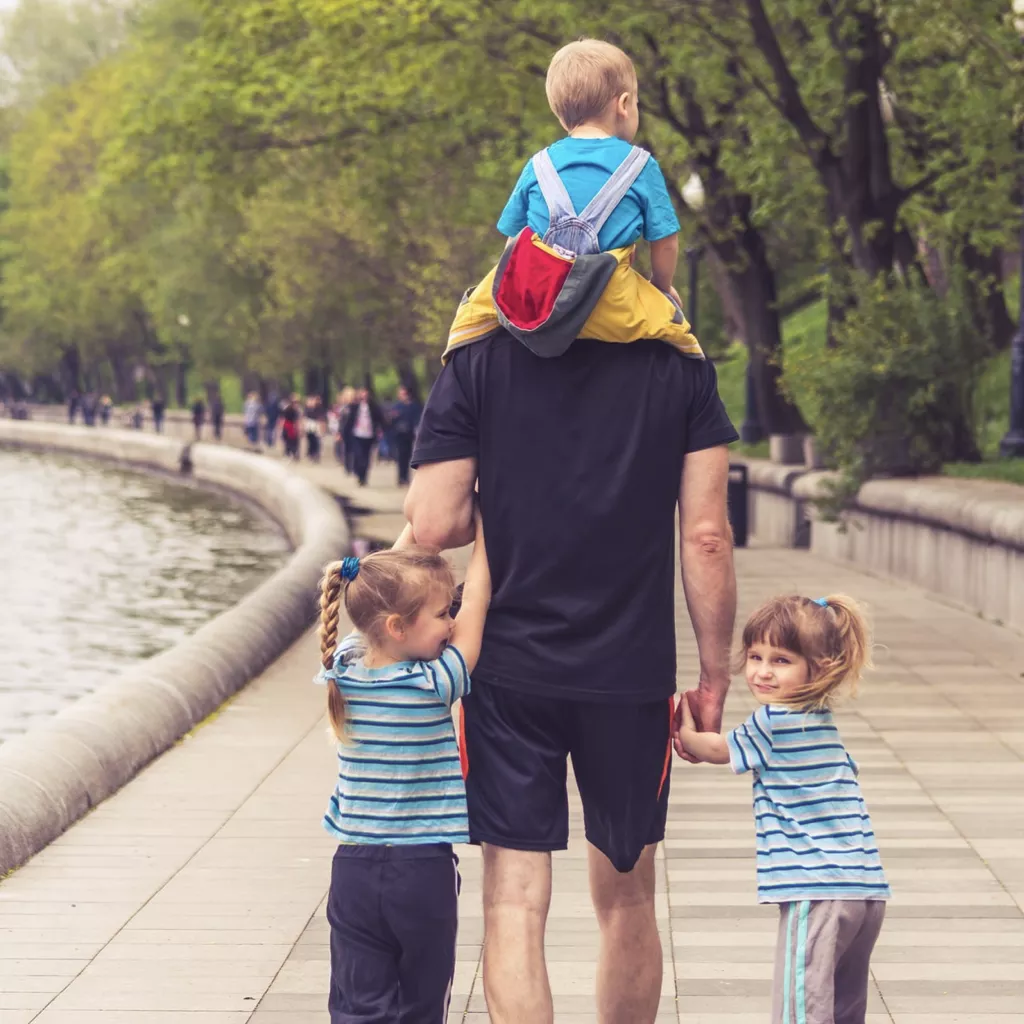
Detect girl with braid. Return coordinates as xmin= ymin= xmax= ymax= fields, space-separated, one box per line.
xmin=315 ymin=514 xmax=491 ymax=1024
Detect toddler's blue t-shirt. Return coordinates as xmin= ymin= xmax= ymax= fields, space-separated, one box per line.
xmin=497 ymin=136 xmax=680 ymax=252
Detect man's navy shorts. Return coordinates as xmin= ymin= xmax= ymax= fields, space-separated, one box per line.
xmin=459 ymin=682 xmax=674 ymax=873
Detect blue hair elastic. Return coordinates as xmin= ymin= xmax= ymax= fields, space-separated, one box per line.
xmin=340 ymin=556 xmax=360 ymax=582
xmin=812 ymin=597 xmax=829 ymax=608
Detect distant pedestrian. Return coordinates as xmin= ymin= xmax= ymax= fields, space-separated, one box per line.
xmin=304 ymin=395 xmax=324 ymax=462
xmin=67 ymin=389 xmax=80 ymax=424
xmin=243 ymin=391 xmax=262 ymax=448
xmin=389 ymin=385 xmax=422 ymax=487
xmin=314 ymin=515 xmax=491 ymax=1024
xmin=678 ymin=595 xmax=889 ymax=1024
xmin=82 ymin=392 xmax=98 ymax=427
xmin=264 ymin=389 xmax=280 ymax=447
xmin=280 ymin=394 xmax=301 ymax=460
xmin=191 ymin=397 xmax=206 ymax=440
xmin=99 ymin=395 xmax=113 ymax=426
xmin=151 ymin=397 xmax=165 ymax=434
xmin=337 ymin=387 xmax=357 ymax=473
xmin=211 ymin=393 xmax=225 ymax=442
xmin=347 ymin=387 xmax=384 ymax=487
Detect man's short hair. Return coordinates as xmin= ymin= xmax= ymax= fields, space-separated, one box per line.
xmin=545 ymin=39 xmax=637 ymax=130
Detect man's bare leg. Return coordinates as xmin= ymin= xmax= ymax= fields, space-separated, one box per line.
xmin=481 ymin=844 xmax=553 ymax=1024
xmin=589 ymin=842 xmax=662 ymax=1024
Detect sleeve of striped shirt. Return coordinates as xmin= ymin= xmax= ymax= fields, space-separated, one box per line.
xmin=726 ymin=706 xmax=774 ymax=775
xmin=425 ymin=646 xmax=471 ymax=707
xmin=311 ymin=631 xmax=363 ymax=685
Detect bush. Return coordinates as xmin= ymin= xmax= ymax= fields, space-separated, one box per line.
xmin=781 ymin=269 xmax=988 ymax=516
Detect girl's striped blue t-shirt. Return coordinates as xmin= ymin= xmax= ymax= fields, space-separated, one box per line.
xmin=727 ymin=704 xmax=890 ymax=904
xmin=315 ymin=633 xmax=469 ymax=845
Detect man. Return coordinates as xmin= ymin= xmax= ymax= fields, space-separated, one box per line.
xmin=151 ymin=396 xmax=165 ymax=434
xmin=405 ymin=331 xmax=738 ymax=1023
xmin=191 ymin=396 xmax=205 ymax=440
xmin=389 ymin=384 xmax=423 ymax=487
xmin=210 ymin=392 xmax=225 ymax=442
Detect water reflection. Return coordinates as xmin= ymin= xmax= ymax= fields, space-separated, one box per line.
xmin=0 ymin=447 xmax=290 ymax=741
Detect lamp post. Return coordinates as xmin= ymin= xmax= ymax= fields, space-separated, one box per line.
xmin=1000 ymin=1 xmax=1024 ymax=456
xmin=175 ymin=313 xmax=191 ymax=408
xmin=680 ymin=174 xmax=705 ymax=336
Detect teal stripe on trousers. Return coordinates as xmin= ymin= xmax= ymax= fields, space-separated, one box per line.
xmin=795 ymin=900 xmax=810 ymax=1024
xmin=782 ymin=903 xmax=794 ymax=1024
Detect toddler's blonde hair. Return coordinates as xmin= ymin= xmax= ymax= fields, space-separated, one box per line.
xmin=545 ymin=39 xmax=637 ymax=130
xmin=736 ymin=594 xmax=872 ymax=711
xmin=318 ymin=547 xmax=456 ymax=740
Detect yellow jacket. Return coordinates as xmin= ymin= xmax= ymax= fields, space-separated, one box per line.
xmin=443 ymin=237 xmax=704 ymax=364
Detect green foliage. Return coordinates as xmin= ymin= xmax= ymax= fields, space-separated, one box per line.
xmin=782 ymin=269 xmax=990 ymax=515
xmin=0 ymin=0 xmax=1019 ymax=444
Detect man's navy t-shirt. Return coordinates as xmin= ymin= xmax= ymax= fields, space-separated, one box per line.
xmin=412 ymin=333 xmax=738 ymax=703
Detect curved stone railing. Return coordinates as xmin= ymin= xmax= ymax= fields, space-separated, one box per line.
xmin=0 ymin=420 xmax=349 ymax=872
xmin=743 ymin=458 xmax=1024 ymax=632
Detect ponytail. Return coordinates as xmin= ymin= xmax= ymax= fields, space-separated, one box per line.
xmin=319 ymin=561 xmax=348 ymax=740
xmin=817 ymin=595 xmax=872 ymax=698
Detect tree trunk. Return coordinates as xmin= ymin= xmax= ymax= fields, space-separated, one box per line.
xmin=703 ymin=189 xmax=808 ymax=436
xmin=175 ymin=363 xmax=188 ymax=407
xmin=704 ymin=249 xmax=747 ymax=344
xmin=394 ymin=346 xmax=422 ymax=403
xmin=731 ymin=245 xmax=808 ymax=437
xmin=961 ymin=242 xmax=1016 ymax=352
xmin=59 ymin=345 xmax=82 ymax=397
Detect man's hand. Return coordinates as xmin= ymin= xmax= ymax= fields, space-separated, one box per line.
xmin=673 ymin=685 xmax=727 ymax=762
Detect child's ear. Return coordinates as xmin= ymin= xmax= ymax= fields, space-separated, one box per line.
xmin=384 ymin=613 xmax=405 ymax=641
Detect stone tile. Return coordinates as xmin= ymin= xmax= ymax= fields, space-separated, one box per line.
xmin=34 ymin=1015 xmax=251 ymax=1024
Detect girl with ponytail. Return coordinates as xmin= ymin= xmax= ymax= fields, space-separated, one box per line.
xmin=314 ymin=514 xmax=491 ymax=1024
xmin=677 ymin=594 xmax=889 ymax=1024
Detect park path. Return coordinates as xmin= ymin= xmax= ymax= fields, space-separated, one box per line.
xmin=1 ymin=452 xmax=1023 ymax=1023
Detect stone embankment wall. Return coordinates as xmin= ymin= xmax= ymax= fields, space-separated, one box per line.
xmin=744 ymin=459 xmax=1024 ymax=632
xmin=0 ymin=420 xmax=349 ymax=872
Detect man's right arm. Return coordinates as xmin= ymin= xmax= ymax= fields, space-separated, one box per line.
xmin=677 ymin=444 xmax=736 ymax=751
xmin=406 ymin=353 xmax=480 ymax=550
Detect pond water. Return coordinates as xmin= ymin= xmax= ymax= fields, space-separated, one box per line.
xmin=0 ymin=447 xmax=290 ymax=741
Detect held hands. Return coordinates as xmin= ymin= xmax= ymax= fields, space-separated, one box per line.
xmin=673 ymin=686 xmax=728 ymax=765
xmin=673 ymin=692 xmax=703 ymax=764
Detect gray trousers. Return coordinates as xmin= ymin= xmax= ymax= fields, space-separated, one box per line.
xmin=772 ymin=899 xmax=886 ymax=1024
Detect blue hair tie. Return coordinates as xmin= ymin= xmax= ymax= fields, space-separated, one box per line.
xmin=812 ymin=597 xmax=829 ymax=608
xmin=340 ymin=556 xmax=360 ymax=582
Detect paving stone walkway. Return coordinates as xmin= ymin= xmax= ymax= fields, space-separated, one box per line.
xmin=2 ymin=457 xmax=1023 ymax=1023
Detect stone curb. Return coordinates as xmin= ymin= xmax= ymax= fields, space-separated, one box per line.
xmin=740 ymin=456 xmax=1024 ymax=631
xmin=0 ymin=421 xmax=349 ymax=873
xmin=791 ymin=469 xmax=1024 ymax=552
xmin=741 ymin=458 xmax=1024 ymax=553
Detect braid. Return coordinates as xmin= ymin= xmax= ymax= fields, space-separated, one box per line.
xmin=319 ymin=563 xmax=344 ymax=671
xmin=318 ymin=562 xmax=347 ymax=740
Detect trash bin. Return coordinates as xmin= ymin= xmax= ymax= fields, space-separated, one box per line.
xmin=727 ymin=462 xmax=749 ymax=548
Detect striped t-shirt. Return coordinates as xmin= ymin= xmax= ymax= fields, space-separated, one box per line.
xmin=727 ymin=704 xmax=890 ymax=904
xmin=315 ymin=633 xmax=469 ymax=845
